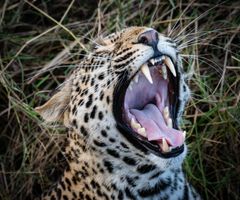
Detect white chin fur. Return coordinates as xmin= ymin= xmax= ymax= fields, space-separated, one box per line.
xmin=148 ymin=144 xmax=187 ymax=171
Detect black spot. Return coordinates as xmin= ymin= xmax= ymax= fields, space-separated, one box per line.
xmin=78 ymin=99 xmax=84 ymax=106
xmin=63 ymin=195 xmax=68 ymax=200
xmin=126 ymin=176 xmax=136 ymax=187
xmin=98 ymin=73 xmax=104 ymax=80
xmin=86 ymin=194 xmax=91 ymax=200
xmin=150 ymin=171 xmax=162 ymax=179
xmin=79 ymin=192 xmax=84 ymax=198
xmin=65 ymin=177 xmax=71 ymax=186
xmin=138 ymin=178 xmax=170 ymax=197
xmin=72 ymin=105 xmax=77 ymax=114
xmin=93 ymin=140 xmax=106 ymax=147
xmin=183 ymin=182 xmax=189 ymax=200
xmin=115 ymin=51 xmax=134 ymax=63
xmin=90 ymin=105 xmax=97 ymax=119
xmin=86 ymin=94 xmax=93 ymax=108
xmin=101 ymin=130 xmax=108 ymax=137
xmin=72 ymin=191 xmax=77 ymax=198
xmin=118 ymin=190 xmax=123 ymax=200
xmin=56 ymin=188 xmax=62 ymax=199
xmin=114 ymin=57 xmax=135 ymax=69
xmin=50 ymin=195 xmax=56 ymax=200
xmin=106 ymin=96 xmax=110 ymax=104
xmin=123 ymin=157 xmax=136 ymax=165
xmin=80 ymin=126 xmax=88 ymax=136
xmin=125 ymin=187 xmax=136 ymax=200
xmin=98 ymin=112 xmax=103 ymax=120
xmin=100 ymin=91 xmax=104 ymax=100
xmin=96 ymin=189 xmax=103 ymax=197
xmin=103 ymin=160 xmax=113 ymax=173
xmin=84 ymin=113 xmax=89 ymax=122
xmin=72 ymin=119 xmax=77 ymax=128
xmin=76 ymin=86 xmax=81 ymax=92
xmin=91 ymin=78 xmax=95 ymax=86
xmin=109 ymin=138 xmax=115 ymax=143
xmin=137 ymin=164 xmax=156 ymax=174
xmin=120 ymin=142 xmax=129 ymax=149
xmin=106 ymin=148 xmax=120 ymax=158
xmin=84 ymin=183 xmax=90 ymax=191
xmin=59 ymin=180 xmax=66 ymax=190
xmin=90 ymin=180 xmax=97 ymax=189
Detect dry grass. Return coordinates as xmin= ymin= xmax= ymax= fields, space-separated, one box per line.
xmin=0 ymin=0 xmax=239 ymax=199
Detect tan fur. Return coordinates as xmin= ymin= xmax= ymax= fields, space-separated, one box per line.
xmin=35 ymin=80 xmax=72 ymax=126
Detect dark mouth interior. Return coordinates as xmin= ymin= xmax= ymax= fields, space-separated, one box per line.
xmin=113 ymin=56 xmax=184 ymax=158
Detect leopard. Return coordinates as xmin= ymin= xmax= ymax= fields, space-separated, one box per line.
xmin=35 ymin=26 xmax=201 ymax=200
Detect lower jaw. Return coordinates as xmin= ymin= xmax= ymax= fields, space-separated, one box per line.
xmin=115 ymin=123 xmax=185 ymax=158
xmin=113 ymin=74 xmax=184 ymax=159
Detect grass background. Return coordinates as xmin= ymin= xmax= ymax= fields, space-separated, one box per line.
xmin=0 ymin=0 xmax=239 ymax=199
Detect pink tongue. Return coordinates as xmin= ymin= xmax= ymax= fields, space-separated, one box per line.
xmin=130 ymin=104 xmax=184 ymax=147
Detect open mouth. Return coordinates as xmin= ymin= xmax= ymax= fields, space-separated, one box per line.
xmin=113 ymin=55 xmax=185 ymax=158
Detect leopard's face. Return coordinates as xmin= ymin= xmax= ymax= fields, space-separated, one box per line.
xmin=36 ymin=26 xmax=190 ymax=171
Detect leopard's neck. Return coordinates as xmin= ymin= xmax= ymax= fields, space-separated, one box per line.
xmin=59 ymin=131 xmax=185 ymax=199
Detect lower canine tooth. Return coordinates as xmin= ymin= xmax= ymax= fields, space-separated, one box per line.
xmin=162 ymin=65 xmax=167 ymax=80
xmin=167 ymin=118 xmax=173 ymax=128
xmin=183 ymin=131 xmax=186 ymax=140
xmin=160 ymin=138 xmax=170 ymax=152
xmin=163 ymin=106 xmax=169 ymax=119
xmin=141 ymin=64 xmax=153 ymax=84
xmin=131 ymin=118 xmax=141 ymax=129
xmin=129 ymin=84 xmax=133 ymax=91
xmin=134 ymin=75 xmax=139 ymax=83
xmin=137 ymin=127 xmax=146 ymax=137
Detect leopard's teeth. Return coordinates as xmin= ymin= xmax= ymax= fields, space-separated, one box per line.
xmin=164 ymin=56 xmax=176 ymax=77
xmin=160 ymin=138 xmax=170 ymax=152
xmin=149 ymin=58 xmax=155 ymax=66
xmin=131 ymin=118 xmax=141 ymax=129
xmin=183 ymin=131 xmax=186 ymax=140
xmin=167 ymin=118 xmax=173 ymax=128
xmin=137 ymin=127 xmax=147 ymax=137
xmin=141 ymin=64 xmax=153 ymax=84
xmin=154 ymin=56 xmax=164 ymax=64
xmin=134 ymin=74 xmax=139 ymax=83
xmin=129 ymin=83 xmax=133 ymax=91
xmin=162 ymin=64 xmax=167 ymax=80
xmin=163 ymin=106 xmax=169 ymax=119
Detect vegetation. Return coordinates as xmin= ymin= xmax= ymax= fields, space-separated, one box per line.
xmin=0 ymin=0 xmax=239 ymax=199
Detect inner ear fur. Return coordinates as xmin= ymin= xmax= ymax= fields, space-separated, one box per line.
xmin=35 ymin=80 xmax=72 ymax=125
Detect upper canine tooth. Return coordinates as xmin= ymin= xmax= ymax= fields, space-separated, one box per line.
xmin=131 ymin=118 xmax=141 ymax=129
xmin=162 ymin=65 xmax=167 ymax=80
xmin=167 ymin=118 xmax=173 ymax=128
xmin=165 ymin=56 xmax=176 ymax=77
xmin=141 ymin=64 xmax=153 ymax=84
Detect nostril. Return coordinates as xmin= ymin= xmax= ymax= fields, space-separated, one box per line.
xmin=138 ymin=35 xmax=149 ymax=45
xmin=137 ymin=30 xmax=159 ymax=47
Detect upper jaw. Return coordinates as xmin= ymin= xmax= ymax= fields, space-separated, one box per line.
xmin=138 ymin=54 xmax=177 ymax=84
xmin=113 ymin=53 xmax=185 ymax=158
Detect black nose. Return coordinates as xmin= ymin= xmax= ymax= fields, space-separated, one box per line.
xmin=138 ymin=29 xmax=159 ymax=48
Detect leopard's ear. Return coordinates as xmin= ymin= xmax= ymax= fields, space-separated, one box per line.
xmin=35 ymin=80 xmax=72 ymax=125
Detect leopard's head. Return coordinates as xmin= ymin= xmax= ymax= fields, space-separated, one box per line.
xmin=36 ymin=26 xmax=190 ymax=171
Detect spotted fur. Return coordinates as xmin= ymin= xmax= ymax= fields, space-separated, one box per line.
xmin=35 ymin=27 xmax=200 ymax=200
